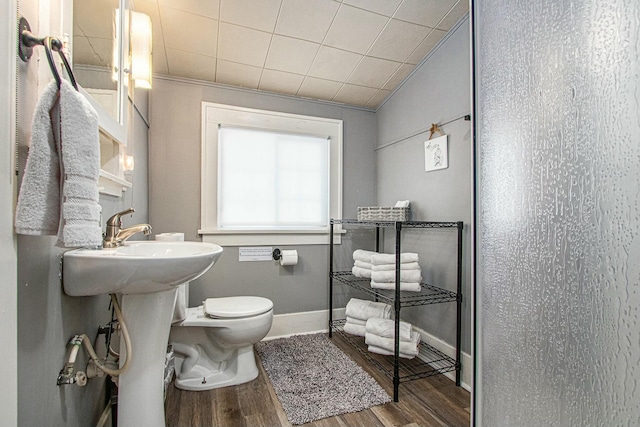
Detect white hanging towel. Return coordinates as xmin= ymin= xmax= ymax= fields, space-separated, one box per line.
xmin=15 ymin=80 xmax=102 ymax=247
xmin=15 ymin=81 xmax=61 ymax=235
xmin=55 ymin=80 xmax=102 ymax=247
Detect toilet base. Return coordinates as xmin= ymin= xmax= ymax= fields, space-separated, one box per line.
xmin=173 ymin=345 xmax=259 ymax=391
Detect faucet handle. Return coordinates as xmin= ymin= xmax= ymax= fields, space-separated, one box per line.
xmin=106 ymin=208 xmax=135 ymax=226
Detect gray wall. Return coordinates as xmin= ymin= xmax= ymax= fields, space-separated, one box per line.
xmin=15 ymin=13 xmax=150 ymax=424
xmin=476 ymin=0 xmax=640 ymax=425
xmin=375 ymin=18 xmax=472 ymax=354
xmin=149 ymin=78 xmax=376 ymax=313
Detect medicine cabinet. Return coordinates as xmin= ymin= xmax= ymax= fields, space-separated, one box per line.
xmin=62 ymin=0 xmax=132 ymax=197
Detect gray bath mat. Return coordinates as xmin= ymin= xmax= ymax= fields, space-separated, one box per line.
xmin=255 ymin=333 xmax=391 ymax=425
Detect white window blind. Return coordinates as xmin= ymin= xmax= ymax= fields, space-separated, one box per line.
xmin=200 ymin=102 xmax=342 ymax=245
xmin=218 ymin=126 xmax=330 ymax=230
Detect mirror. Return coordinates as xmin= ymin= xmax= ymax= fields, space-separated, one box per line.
xmin=64 ymin=0 xmax=132 ymax=196
xmin=72 ymin=0 xmax=120 ymax=123
xmin=65 ymin=0 xmax=129 ymax=146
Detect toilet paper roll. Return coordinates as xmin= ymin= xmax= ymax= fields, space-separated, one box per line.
xmin=155 ymin=232 xmax=185 ymax=241
xmin=279 ymin=249 xmax=298 ymax=266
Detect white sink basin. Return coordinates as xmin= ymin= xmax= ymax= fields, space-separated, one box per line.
xmin=62 ymin=241 xmax=223 ymax=296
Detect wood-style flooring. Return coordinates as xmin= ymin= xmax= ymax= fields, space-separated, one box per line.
xmin=165 ymin=333 xmax=470 ymax=427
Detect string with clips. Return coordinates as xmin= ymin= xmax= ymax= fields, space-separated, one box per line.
xmin=429 ymin=114 xmax=471 ymax=140
xmin=17 ymin=16 xmax=78 ymax=91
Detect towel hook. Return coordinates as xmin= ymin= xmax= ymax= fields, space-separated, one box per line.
xmin=18 ymin=16 xmax=78 ymax=91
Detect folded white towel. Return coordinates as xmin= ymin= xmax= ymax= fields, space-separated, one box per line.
xmin=365 ymin=318 xmax=412 ymax=341
xmin=394 ymin=200 xmax=410 ymax=208
xmin=365 ymin=331 xmax=421 ymax=357
xmin=354 ymin=260 xmax=373 ymax=269
xmin=371 ymin=253 xmax=419 ymax=265
xmin=370 ymin=281 xmax=422 ymax=292
xmin=371 ymin=261 xmax=421 ymax=271
xmin=353 ymin=249 xmax=377 ymax=263
xmin=371 ymin=269 xmax=422 ymax=283
xmin=346 ymin=316 xmax=366 ymax=326
xmin=345 ymin=298 xmax=391 ymax=321
xmin=352 ymin=265 xmax=372 ymax=279
xmin=343 ymin=322 xmax=366 ymax=337
xmin=15 ymin=81 xmax=61 ymax=235
xmin=368 ymin=345 xmax=417 ymax=359
xmin=56 ymin=80 xmax=102 ymax=248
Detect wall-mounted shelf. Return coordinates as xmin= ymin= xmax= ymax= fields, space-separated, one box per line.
xmin=98 ymin=128 xmax=130 ymax=197
xmin=99 ymin=170 xmax=131 ymax=197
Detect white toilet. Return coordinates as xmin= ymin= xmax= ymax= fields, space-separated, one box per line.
xmin=169 ymin=284 xmax=273 ymax=391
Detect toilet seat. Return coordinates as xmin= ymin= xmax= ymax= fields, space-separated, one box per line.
xmin=204 ymin=296 xmax=273 ymax=319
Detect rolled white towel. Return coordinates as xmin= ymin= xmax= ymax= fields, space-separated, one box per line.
xmin=352 ymin=265 xmax=372 ymax=279
xmin=365 ymin=331 xmax=421 ymax=357
xmin=371 ymin=262 xmax=421 ymax=271
xmin=370 ymin=281 xmax=422 ymax=292
xmin=343 ymin=322 xmax=366 ymax=337
xmin=353 ymin=249 xmax=377 ymax=263
xmin=346 ymin=316 xmax=366 ymax=326
xmin=371 ymin=252 xmax=419 ymax=265
xmin=345 ymin=298 xmax=391 ymax=321
xmin=368 ymin=345 xmax=417 ymax=359
xmin=365 ymin=318 xmax=412 ymax=341
xmin=354 ymin=260 xmax=373 ymax=269
xmin=371 ymin=269 xmax=422 ymax=283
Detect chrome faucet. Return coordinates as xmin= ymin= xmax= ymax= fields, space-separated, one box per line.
xmin=103 ymin=208 xmax=152 ymax=248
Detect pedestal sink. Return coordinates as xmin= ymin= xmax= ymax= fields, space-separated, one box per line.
xmin=63 ymin=241 xmax=223 ymax=427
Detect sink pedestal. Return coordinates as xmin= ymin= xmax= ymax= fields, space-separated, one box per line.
xmin=117 ymin=288 xmax=178 ymax=427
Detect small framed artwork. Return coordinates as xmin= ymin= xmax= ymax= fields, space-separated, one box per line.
xmin=424 ymin=135 xmax=448 ymax=172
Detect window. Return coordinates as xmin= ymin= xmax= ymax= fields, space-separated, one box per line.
xmin=200 ymin=103 xmax=342 ymax=245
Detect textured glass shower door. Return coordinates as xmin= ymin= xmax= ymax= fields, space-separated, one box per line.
xmin=475 ymin=1 xmax=640 ymax=425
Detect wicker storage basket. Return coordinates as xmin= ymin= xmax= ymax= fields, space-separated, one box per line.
xmin=357 ymin=206 xmax=410 ymax=221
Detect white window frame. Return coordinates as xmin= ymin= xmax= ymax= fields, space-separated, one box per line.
xmin=199 ymin=102 xmax=343 ymax=246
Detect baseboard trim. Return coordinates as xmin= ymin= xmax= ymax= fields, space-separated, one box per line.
xmin=265 ymin=308 xmax=344 ymax=340
xmin=264 ymin=309 xmax=472 ymax=391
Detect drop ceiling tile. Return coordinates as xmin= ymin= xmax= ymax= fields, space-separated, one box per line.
xmin=394 ymin=0 xmax=457 ymax=28
xmin=152 ymin=45 xmax=169 ymax=74
xmin=382 ymin=63 xmax=415 ymax=90
xmin=132 ymin=1 xmax=163 ymax=46
xmin=220 ymin=0 xmax=281 ymax=32
xmin=406 ymin=28 xmax=446 ymax=64
xmin=307 ymin=46 xmax=363 ymax=82
xmin=216 ymin=60 xmax=262 ymax=89
xmin=73 ymin=0 xmax=114 ymax=39
xmin=367 ymin=89 xmax=392 ymax=108
xmin=297 ymin=77 xmax=343 ymax=100
xmin=259 ymin=69 xmax=305 ymax=95
xmin=347 ymin=56 xmax=401 ymax=88
xmin=324 ymin=5 xmax=388 ymax=54
xmin=438 ymin=0 xmax=469 ymax=31
xmin=343 ymin=0 xmax=402 ymax=17
xmin=218 ymin=22 xmax=272 ymax=67
xmin=265 ymin=35 xmax=320 ymax=75
xmin=367 ymin=19 xmax=431 ymax=62
xmin=157 ymin=0 xmax=219 ymax=19
xmin=275 ymin=0 xmax=340 ymax=43
xmin=159 ymin=6 xmax=218 ymax=57
xmin=72 ymin=36 xmax=112 ymax=68
xmin=333 ymin=84 xmax=378 ymax=106
xmin=165 ymin=48 xmax=216 ymax=81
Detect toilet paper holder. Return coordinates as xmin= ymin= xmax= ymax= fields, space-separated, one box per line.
xmin=273 ymin=248 xmax=298 ymax=266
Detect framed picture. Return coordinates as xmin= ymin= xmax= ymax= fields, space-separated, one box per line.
xmin=424 ymin=134 xmax=448 ymax=172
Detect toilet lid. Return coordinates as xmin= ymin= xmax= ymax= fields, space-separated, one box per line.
xmin=204 ymin=296 xmax=273 ymax=318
